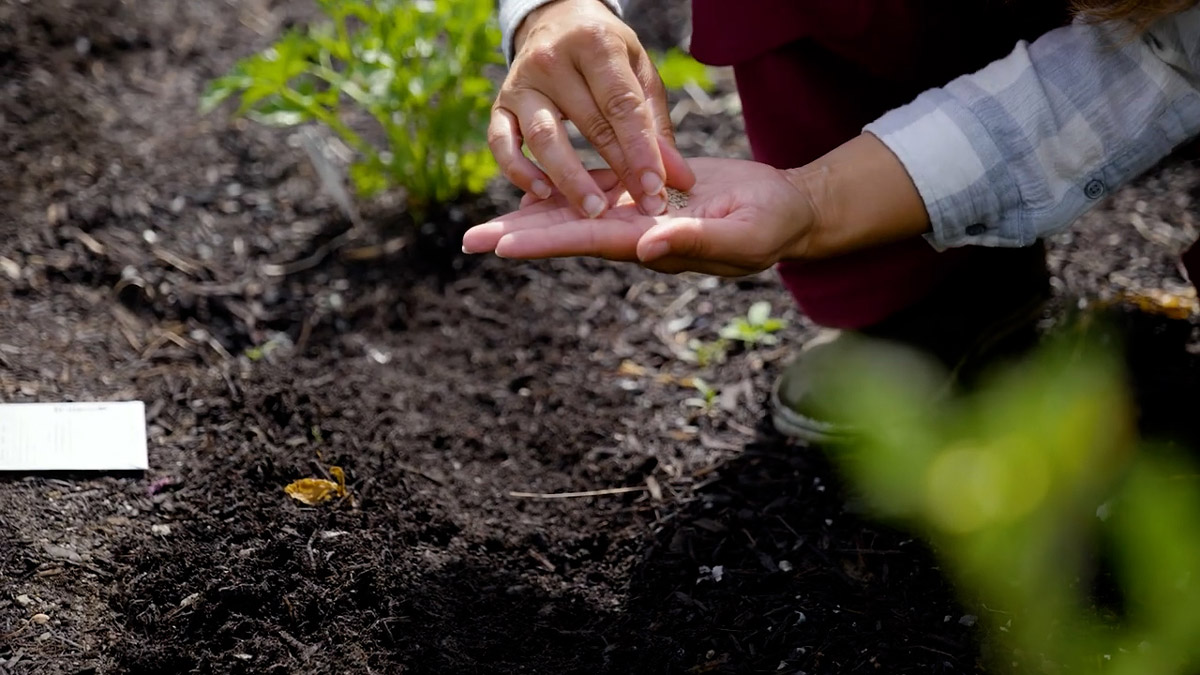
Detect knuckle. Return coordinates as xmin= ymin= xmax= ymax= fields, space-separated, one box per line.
xmin=522 ymin=44 xmax=560 ymax=73
xmin=601 ymin=89 xmax=644 ymax=121
xmin=523 ymin=116 xmax=560 ymax=149
xmin=501 ymin=164 xmax=525 ymax=185
xmin=486 ymin=120 xmax=510 ymax=151
xmin=572 ymin=22 xmax=623 ymax=53
xmin=674 ymin=229 xmax=705 ymax=259
xmin=578 ymin=112 xmax=619 ymax=151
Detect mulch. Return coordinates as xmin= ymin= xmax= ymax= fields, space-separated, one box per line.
xmin=1 ymin=2 xmax=1196 ymax=673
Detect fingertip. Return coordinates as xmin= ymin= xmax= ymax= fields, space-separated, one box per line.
xmin=531 ymin=179 xmax=552 ymax=200
xmin=640 ymin=171 xmax=664 ymax=196
xmin=582 ymin=194 xmax=607 ymax=219
xmin=462 ymin=223 xmax=502 ymax=254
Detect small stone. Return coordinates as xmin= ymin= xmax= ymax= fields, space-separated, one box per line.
xmin=16 ymin=594 xmax=33 ymax=607
xmin=959 ymin=614 xmax=978 ymax=627
xmin=42 ymin=543 xmax=81 ymax=563
xmin=151 ymin=524 xmax=171 ymax=536
xmin=0 ymin=256 xmax=20 ymax=281
xmin=36 ymin=631 xmax=52 ymax=642
xmin=31 ymin=613 xmax=49 ymax=625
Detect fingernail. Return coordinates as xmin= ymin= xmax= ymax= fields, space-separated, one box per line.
xmin=641 ymin=240 xmax=670 ymax=262
xmin=531 ymin=179 xmax=551 ymax=199
xmin=641 ymin=193 xmax=666 ymax=216
xmin=641 ymin=172 xmax=663 ymax=195
xmin=462 ymin=245 xmax=471 ymax=254
xmin=582 ymin=195 xmax=605 ymax=219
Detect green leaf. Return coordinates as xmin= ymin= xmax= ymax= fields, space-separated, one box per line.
xmin=653 ymin=48 xmax=715 ymax=93
xmin=199 ymin=74 xmax=250 ymax=113
xmin=747 ymin=301 xmax=772 ymax=327
xmin=203 ymin=0 xmax=502 ymax=210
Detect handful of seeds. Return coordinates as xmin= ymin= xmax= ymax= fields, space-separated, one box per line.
xmin=666 ymin=187 xmax=690 ymax=209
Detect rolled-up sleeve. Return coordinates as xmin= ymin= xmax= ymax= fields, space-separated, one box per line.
xmin=499 ymin=0 xmax=625 ymax=64
xmin=865 ymin=8 xmax=1200 ymax=249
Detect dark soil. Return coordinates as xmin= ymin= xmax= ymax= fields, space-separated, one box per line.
xmin=1 ymin=2 xmax=1197 ymax=674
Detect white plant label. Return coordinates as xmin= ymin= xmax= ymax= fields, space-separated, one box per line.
xmin=0 ymin=401 xmax=148 ymax=471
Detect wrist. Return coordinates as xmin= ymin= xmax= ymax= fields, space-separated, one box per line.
xmin=513 ymin=0 xmax=559 ymax=54
xmin=780 ymin=164 xmax=832 ymax=261
xmin=783 ymin=133 xmax=931 ymax=260
xmin=513 ymin=0 xmax=613 ymax=55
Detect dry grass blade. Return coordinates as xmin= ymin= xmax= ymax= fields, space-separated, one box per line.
xmin=508 ymin=486 xmax=646 ymax=499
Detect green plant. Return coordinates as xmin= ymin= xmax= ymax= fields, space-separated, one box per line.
xmin=201 ymin=0 xmax=502 ymax=217
xmin=718 ymin=301 xmax=786 ymax=346
xmin=685 ymin=337 xmax=729 ymax=367
xmin=651 ymin=48 xmax=715 ymax=93
xmin=684 ymin=377 xmax=719 ymax=411
xmin=822 ymin=327 xmax=1200 ymax=674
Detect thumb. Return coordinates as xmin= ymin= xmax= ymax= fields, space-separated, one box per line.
xmin=637 ymin=217 xmax=765 ymax=266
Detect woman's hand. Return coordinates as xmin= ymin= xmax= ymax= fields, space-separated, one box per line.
xmin=468 ymin=134 xmax=935 ymax=275
xmin=463 ymin=158 xmax=816 ymax=277
xmin=490 ymin=0 xmax=695 ymax=220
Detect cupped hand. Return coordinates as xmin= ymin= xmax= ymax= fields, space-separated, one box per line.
xmin=489 ymin=0 xmax=696 ymax=220
xmin=462 ymin=158 xmax=816 ymax=277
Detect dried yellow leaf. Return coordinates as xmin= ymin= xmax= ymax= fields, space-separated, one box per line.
xmin=1108 ymin=289 xmax=1199 ymax=320
xmin=618 ymin=360 xmax=648 ymax=377
xmin=284 ymin=466 xmax=348 ymax=506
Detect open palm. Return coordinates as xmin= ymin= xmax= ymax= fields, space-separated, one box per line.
xmin=462 ymin=158 xmax=816 ymax=276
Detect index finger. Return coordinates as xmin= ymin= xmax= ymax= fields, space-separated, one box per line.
xmin=494 ymin=216 xmax=658 ymax=261
xmin=577 ymin=55 xmax=668 ymax=214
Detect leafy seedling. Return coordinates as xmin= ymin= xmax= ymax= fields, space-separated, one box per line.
xmin=719 ymin=301 xmax=787 ymax=346
xmin=684 ymin=377 xmax=719 ymax=411
xmin=685 ymin=337 xmax=729 ymax=367
xmin=202 ymin=0 xmax=502 ymax=219
xmin=651 ymin=48 xmax=715 ymax=93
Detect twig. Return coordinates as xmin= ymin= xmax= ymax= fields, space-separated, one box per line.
xmin=152 ymin=247 xmax=206 ymax=277
xmin=508 ymin=486 xmax=646 ymax=499
xmin=396 ymin=463 xmax=446 ymax=486
xmin=261 ymin=229 xmax=356 ymax=277
xmin=528 ymin=549 xmax=556 ymax=572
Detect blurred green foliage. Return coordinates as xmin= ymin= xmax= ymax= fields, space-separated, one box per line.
xmin=202 ymin=0 xmax=502 ymax=216
xmin=719 ymin=301 xmax=786 ymax=346
xmin=651 ymin=48 xmax=715 ymax=93
xmin=821 ymin=327 xmax=1200 ymax=673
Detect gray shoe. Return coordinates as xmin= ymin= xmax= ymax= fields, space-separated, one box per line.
xmin=770 ymin=330 xmax=948 ymax=443
xmin=771 ymin=245 xmax=1052 ymax=443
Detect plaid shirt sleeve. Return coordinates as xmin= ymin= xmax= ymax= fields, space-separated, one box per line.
xmin=499 ymin=0 xmax=626 ymax=64
xmin=865 ymin=8 xmax=1200 ymax=250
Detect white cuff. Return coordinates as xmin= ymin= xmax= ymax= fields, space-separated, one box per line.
xmin=499 ymin=0 xmax=624 ymax=64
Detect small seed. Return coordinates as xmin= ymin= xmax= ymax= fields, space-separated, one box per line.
xmin=665 ymin=187 xmax=690 ymax=209
xmin=31 ymin=613 xmax=50 ymax=625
